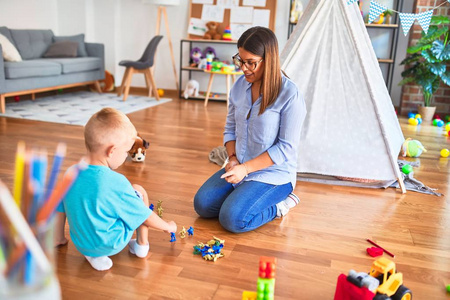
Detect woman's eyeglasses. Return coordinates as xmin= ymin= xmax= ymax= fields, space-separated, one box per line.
xmin=232 ymin=53 xmax=263 ymax=71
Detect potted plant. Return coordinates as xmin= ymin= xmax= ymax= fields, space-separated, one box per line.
xmin=383 ymin=10 xmax=393 ymax=24
xmin=399 ymin=15 xmax=450 ymax=121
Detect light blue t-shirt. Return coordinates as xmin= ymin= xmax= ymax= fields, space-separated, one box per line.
xmin=57 ymin=165 xmax=151 ymax=257
xmin=224 ymin=74 xmax=307 ymax=188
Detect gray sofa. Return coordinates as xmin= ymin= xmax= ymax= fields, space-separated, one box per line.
xmin=0 ymin=27 xmax=105 ymax=113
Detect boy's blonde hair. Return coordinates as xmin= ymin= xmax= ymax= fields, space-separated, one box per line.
xmin=84 ymin=108 xmax=137 ymax=153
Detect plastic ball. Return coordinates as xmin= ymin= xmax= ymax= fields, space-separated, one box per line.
xmin=447 ymin=284 xmax=450 ymax=293
xmin=445 ymin=123 xmax=450 ymax=132
xmin=416 ymin=118 xmax=422 ymax=125
xmin=401 ymin=164 xmax=413 ymax=174
xmin=408 ymin=118 xmax=419 ymax=125
xmin=434 ymin=114 xmax=440 ymax=120
xmin=415 ymin=114 xmax=422 ymax=119
xmin=432 ymin=119 xmax=438 ymax=126
xmin=445 ymin=115 xmax=450 ymax=122
xmin=441 ymin=148 xmax=450 ymax=158
xmin=402 ymin=139 xmax=427 ymax=157
xmin=408 ymin=112 xmax=416 ymax=119
xmin=157 ymin=89 xmax=164 ymax=97
xmin=436 ymin=120 xmax=444 ymax=127
xmin=14 ymin=96 xmax=20 ymax=102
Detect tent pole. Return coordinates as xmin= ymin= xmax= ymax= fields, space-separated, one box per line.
xmin=397 ymin=175 xmax=406 ymax=194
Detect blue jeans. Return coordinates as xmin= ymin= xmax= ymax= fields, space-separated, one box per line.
xmin=194 ymin=169 xmax=293 ymax=233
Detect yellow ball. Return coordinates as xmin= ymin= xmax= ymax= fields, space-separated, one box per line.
xmin=415 ymin=114 xmax=422 ymax=119
xmin=441 ymin=148 xmax=450 ymax=158
xmin=445 ymin=124 xmax=450 ymax=132
xmin=408 ymin=118 xmax=418 ymax=125
xmin=157 ymin=89 xmax=164 ymax=97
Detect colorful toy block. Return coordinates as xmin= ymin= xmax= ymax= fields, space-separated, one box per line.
xmin=257 ymin=277 xmax=275 ymax=300
xmin=242 ymin=291 xmax=257 ymax=300
xmin=259 ymin=256 xmax=277 ymax=279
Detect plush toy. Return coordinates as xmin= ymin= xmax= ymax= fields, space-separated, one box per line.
xmin=198 ymin=58 xmax=207 ymax=69
xmin=203 ymin=21 xmax=222 ymax=40
xmin=128 ymin=135 xmax=150 ymax=162
xmin=401 ymin=138 xmax=427 ymax=158
xmin=183 ymin=80 xmax=200 ymax=99
xmin=190 ymin=47 xmax=202 ymax=67
xmin=203 ymin=47 xmax=217 ymax=60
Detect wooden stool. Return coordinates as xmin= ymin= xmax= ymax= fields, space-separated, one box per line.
xmin=203 ymin=70 xmax=243 ymax=107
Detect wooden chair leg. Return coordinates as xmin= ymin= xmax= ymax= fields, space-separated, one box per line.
xmin=146 ymin=69 xmax=159 ymax=100
xmin=204 ymin=73 xmax=215 ymax=107
xmin=143 ymin=69 xmax=152 ymax=98
xmin=31 ymin=93 xmax=35 ymax=101
xmin=94 ymin=81 xmax=102 ymax=93
xmin=123 ymin=68 xmax=134 ymax=101
xmin=0 ymin=94 xmax=5 ymax=114
xmin=118 ymin=68 xmax=130 ymax=97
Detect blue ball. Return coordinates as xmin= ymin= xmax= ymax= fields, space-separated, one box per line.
xmin=417 ymin=118 xmax=422 ymax=125
xmin=408 ymin=112 xmax=416 ymax=119
xmin=437 ymin=120 xmax=445 ymax=127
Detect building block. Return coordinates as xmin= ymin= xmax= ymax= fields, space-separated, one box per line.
xmin=257 ymin=277 xmax=275 ymax=300
xmin=242 ymin=291 xmax=257 ymax=300
xmin=259 ymin=256 xmax=277 ymax=279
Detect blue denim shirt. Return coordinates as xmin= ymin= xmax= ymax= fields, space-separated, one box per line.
xmin=224 ymin=74 xmax=306 ymax=188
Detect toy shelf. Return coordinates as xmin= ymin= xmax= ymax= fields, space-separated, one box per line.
xmin=365 ymin=23 xmax=399 ymax=28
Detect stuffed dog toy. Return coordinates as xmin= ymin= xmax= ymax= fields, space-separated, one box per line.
xmin=128 ymin=135 xmax=150 ymax=162
xmin=183 ymin=80 xmax=200 ymax=99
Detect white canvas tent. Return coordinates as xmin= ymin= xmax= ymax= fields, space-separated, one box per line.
xmin=280 ymin=0 xmax=406 ymax=192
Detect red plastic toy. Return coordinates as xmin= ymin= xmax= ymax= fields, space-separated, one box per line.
xmin=259 ymin=256 xmax=277 ymax=279
xmin=366 ymin=247 xmax=383 ymax=257
xmin=334 ymin=274 xmax=375 ymax=300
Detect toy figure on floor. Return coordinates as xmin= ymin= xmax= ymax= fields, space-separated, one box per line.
xmin=183 ymin=80 xmax=200 ymax=99
xmin=128 ymin=134 xmax=150 ymax=162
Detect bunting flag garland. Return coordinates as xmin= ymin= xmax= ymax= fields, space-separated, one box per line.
xmin=417 ymin=10 xmax=434 ymax=34
xmin=399 ymin=13 xmax=416 ymax=36
xmin=347 ymin=0 xmax=449 ymax=36
xmin=368 ymin=0 xmax=387 ymax=24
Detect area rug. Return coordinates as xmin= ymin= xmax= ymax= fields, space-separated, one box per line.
xmin=0 ymin=91 xmax=171 ymax=126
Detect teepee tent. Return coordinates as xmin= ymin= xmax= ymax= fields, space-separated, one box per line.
xmin=280 ymin=0 xmax=406 ymax=192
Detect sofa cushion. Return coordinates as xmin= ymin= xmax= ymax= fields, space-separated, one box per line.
xmin=53 ymin=34 xmax=88 ymax=57
xmin=10 ymin=29 xmax=54 ymax=60
xmin=41 ymin=57 xmax=102 ymax=74
xmin=4 ymin=60 xmax=62 ymax=79
xmin=44 ymin=41 xmax=78 ymax=58
xmin=0 ymin=27 xmax=14 ymax=44
xmin=0 ymin=33 xmax=22 ymax=62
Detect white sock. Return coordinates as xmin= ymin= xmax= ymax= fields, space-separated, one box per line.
xmin=128 ymin=239 xmax=149 ymax=258
xmin=276 ymin=193 xmax=300 ymax=218
xmin=85 ymin=255 xmax=113 ymax=271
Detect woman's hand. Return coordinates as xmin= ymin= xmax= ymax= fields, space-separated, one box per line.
xmin=221 ymin=163 xmax=248 ymax=184
xmin=225 ymin=156 xmax=239 ymax=172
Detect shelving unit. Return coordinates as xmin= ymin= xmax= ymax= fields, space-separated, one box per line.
xmin=179 ymin=39 xmax=237 ymax=102
xmin=287 ymin=0 xmax=403 ymax=95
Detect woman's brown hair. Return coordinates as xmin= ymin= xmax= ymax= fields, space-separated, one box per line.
xmin=238 ymin=26 xmax=282 ymax=115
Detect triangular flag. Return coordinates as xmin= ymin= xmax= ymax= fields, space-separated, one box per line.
xmin=368 ymin=0 xmax=387 ymax=24
xmin=399 ymin=13 xmax=416 ymax=36
xmin=417 ymin=10 xmax=433 ymax=34
xmin=347 ymin=0 xmax=358 ymax=5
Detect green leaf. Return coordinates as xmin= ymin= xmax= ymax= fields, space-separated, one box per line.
xmin=441 ymin=71 xmax=450 ymax=86
xmin=422 ymin=49 xmax=437 ymax=63
xmin=419 ymin=27 xmax=449 ymax=44
xmin=430 ymin=15 xmax=450 ymax=25
xmin=407 ymin=43 xmax=432 ymax=54
xmin=430 ymin=63 xmax=446 ymax=76
xmin=398 ymin=77 xmax=415 ymax=86
xmin=400 ymin=53 xmax=421 ymax=65
xmin=431 ymin=40 xmax=448 ymax=60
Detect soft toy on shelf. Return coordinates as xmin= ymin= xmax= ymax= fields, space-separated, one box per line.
xmin=203 ymin=47 xmax=217 ymax=61
xmin=128 ymin=135 xmax=150 ymax=162
xmin=401 ymin=138 xmax=427 ymax=158
xmin=203 ymin=21 xmax=222 ymax=40
xmin=190 ymin=47 xmax=202 ymax=67
xmin=183 ymin=79 xmax=200 ymax=99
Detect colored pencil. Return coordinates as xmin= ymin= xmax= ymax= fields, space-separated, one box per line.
xmin=43 ymin=143 xmax=66 ymax=203
xmin=36 ymin=159 xmax=87 ymax=223
xmin=30 ymin=149 xmax=47 ymax=223
xmin=366 ymin=239 xmax=395 ymax=258
xmin=13 ymin=141 xmax=26 ymax=207
xmin=0 ymin=181 xmax=51 ymax=273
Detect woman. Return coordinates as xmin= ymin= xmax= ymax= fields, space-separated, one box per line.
xmin=194 ymin=27 xmax=306 ymax=233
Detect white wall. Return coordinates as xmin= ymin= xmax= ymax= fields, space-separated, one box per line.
xmin=0 ymin=0 xmax=290 ymax=92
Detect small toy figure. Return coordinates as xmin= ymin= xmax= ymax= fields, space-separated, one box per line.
xmin=170 ymin=232 xmax=176 ymax=242
xmin=401 ymin=138 xmax=427 ymax=158
xmin=187 ymin=226 xmax=194 ymax=236
xmin=203 ymin=47 xmax=217 ymax=61
xmin=203 ymin=21 xmax=221 ymax=40
xmin=149 ymin=203 xmax=154 ymax=211
xmin=157 ymin=200 xmax=163 ymax=218
xmin=183 ymin=80 xmax=200 ymax=99
xmin=179 ymin=226 xmax=186 ymax=239
xmin=128 ymin=134 xmax=150 ymax=162
xmin=193 ymin=236 xmax=225 ymax=261
xmin=189 ymin=47 xmax=202 ymax=67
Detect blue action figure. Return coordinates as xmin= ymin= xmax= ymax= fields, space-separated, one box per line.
xmin=170 ymin=232 xmax=176 ymax=242
xmin=187 ymin=226 xmax=194 ymax=236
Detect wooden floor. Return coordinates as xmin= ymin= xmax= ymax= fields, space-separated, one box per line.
xmin=0 ymin=91 xmax=449 ymax=299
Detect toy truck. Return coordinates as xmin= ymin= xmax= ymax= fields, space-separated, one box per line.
xmin=334 ymin=257 xmax=412 ymax=300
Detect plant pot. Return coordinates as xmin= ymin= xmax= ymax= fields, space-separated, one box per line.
xmin=418 ymin=106 xmax=436 ymax=122
xmin=385 ymin=15 xmax=391 ymax=24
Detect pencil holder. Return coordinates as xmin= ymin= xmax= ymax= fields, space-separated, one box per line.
xmin=0 ymin=219 xmax=61 ymax=300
